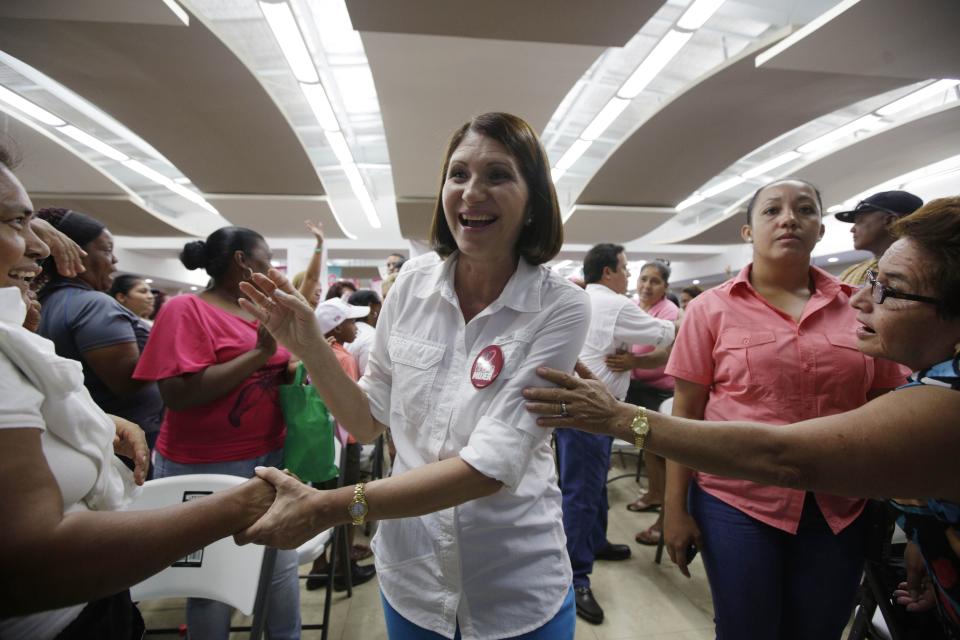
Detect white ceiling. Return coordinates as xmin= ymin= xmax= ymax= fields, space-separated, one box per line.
xmin=0 ymin=0 xmax=958 ymax=286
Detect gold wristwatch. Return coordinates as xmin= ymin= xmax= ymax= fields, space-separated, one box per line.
xmin=347 ymin=482 xmax=369 ymax=526
xmin=628 ymin=406 xmax=650 ymax=452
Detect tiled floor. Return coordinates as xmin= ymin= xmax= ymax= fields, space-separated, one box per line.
xmin=139 ymin=457 xmax=716 ymax=639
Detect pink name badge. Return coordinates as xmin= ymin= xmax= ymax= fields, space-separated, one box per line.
xmin=471 ymin=345 xmax=504 ymax=389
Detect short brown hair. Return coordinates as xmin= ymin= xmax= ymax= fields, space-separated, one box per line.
xmin=893 ymin=196 xmax=960 ymax=319
xmin=430 ymin=112 xmax=563 ymax=265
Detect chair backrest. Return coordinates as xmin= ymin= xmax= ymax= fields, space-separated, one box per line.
xmin=127 ymin=474 xmax=267 ymax=615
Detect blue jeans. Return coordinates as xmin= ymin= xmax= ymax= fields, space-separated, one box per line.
xmin=555 ymin=429 xmax=612 ymax=588
xmin=380 ymin=587 xmax=575 ymax=639
xmin=689 ymin=481 xmax=866 ymax=640
xmin=153 ymin=450 xmax=301 ymax=640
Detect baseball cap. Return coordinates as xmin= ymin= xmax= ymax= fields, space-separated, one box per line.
xmin=314 ymin=298 xmax=369 ymax=334
xmin=834 ymin=190 xmax=923 ymax=223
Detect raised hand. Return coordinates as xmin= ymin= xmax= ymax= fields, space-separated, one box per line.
xmin=239 ymin=269 xmax=326 ymax=360
xmin=305 ymin=220 xmax=324 ymax=246
xmin=234 ymin=466 xmax=341 ymax=549
xmin=30 ymin=218 xmax=86 ymax=277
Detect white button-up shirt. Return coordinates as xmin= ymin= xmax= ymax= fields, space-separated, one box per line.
xmin=358 ymin=254 xmax=589 ymax=640
xmin=580 ymin=283 xmax=675 ymax=400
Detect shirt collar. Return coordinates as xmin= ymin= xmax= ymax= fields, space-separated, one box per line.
xmin=730 ymin=263 xmax=846 ymax=300
xmin=416 ymin=252 xmax=543 ymax=313
xmin=0 ymin=287 xmax=27 ymax=326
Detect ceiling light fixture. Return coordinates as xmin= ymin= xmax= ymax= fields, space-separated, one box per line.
xmin=797 ymin=114 xmax=884 ymax=154
xmin=59 ymin=125 xmax=130 ymax=162
xmin=123 ymin=159 xmax=220 ymax=215
xmin=876 ymin=79 xmax=960 ymax=117
xmin=618 ymin=30 xmax=693 ymax=99
xmin=555 ymin=139 xmax=593 ymax=173
xmin=581 ymin=98 xmax=630 ymax=141
xmin=0 ymin=85 xmax=65 ymax=126
xmin=259 ymin=0 xmax=320 ymax=83
xmin=300 ymin=82 xmax=340 ymax=131
xmin=741 ymin=151 xmax=802 ymax=179
xmin=827 ymin=257 xmax=839 ymax=263
xmin=677 ymin=0 xmax=727 ymax=30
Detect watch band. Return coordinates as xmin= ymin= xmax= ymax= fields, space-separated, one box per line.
xmin=348 ymin=482 xmax=368 ymax=526
xmin=630 ymin=406 xmax=649 ymax=451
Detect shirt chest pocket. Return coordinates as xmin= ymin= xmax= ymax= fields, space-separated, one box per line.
xmin=716 ymin=329 xmax=779 ymax=387
xmin=822 ymin=332 xmax=868 ymax=387
xmin=388 ymin=333 xmax=446 ymax=427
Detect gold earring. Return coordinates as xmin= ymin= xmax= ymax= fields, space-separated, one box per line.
xmin=242 ymin=267 xmax=254 ymax=281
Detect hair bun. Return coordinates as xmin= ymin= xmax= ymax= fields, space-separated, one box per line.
xmin=180 ymin=240 xmax=208 ymax=270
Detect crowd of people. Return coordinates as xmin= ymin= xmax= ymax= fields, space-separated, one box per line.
xmin=0 ymin=109 xmax=958 ymax=640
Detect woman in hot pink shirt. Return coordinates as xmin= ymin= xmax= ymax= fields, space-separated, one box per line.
xmin=133 ymin=226 xmax=300 ymax=640
xmin=662 ymin=180 xmax=908 ymax=639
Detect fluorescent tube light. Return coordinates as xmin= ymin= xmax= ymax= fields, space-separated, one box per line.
xmin=161 ymin=0 xmax=190 ymax=26
xmin=827 ymin=257 xmax=839 ymax=263
xmin=876 ymin=79 xmax=960 ymax=117
xmin=741 ymin=151 xmax=801 ymax=179
xmin=59 ymin=125 xmax=129 ymax=162
xmin=618 ymin=30 xmax=692 ymax=99
xmin=324 ymin=130 xmax=354 ymax=167
xmin=551 ymin=166 xmax=567 ymax=183
xmin=123 ymin=159 xmax=219 ymax=214
xmin=555 ymin=139 xmax=592 ymax=172
xmin=677 ymin=0 xmax=726 ymax=30
xmin=259 ymin=1 xmax=319 ymax=83
xmin=701 ymin=175 xmax=745 ymax=199
xmin=342 ymin=163 xmax=381 ymax=228
xmin=300 ymin=82 xmax=340 ymax=131
xmin=0 ymin=85 xmax=65 ymax=126
xmin=581 ymin=97 xmax=630 ymax=141
xmin=797 ymin=114 xmax=883 ymax=154
xmin=676 ymin=193 xmax=706 ymax=211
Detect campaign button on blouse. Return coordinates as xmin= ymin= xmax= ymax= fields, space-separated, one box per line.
xmin=471 ymin=345 xmax=504 ymax=389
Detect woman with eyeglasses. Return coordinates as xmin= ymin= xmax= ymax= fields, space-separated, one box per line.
xmin=527 ymin=178 xmax=910 ymax=639
xmin=525 ymin=195 xmax=960 ymax=638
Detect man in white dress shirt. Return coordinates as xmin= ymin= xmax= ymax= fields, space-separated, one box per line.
xmin=345 ymin=289 xmax=382 ymax=376
xmin=557 ymin=243 xmax=675 ymax=625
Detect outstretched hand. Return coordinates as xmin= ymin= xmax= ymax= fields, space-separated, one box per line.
xmin=30 ymin=218 xmax=86 ymax=277
xmin=234 ymin=466 xmax=337 ymax=549
xmin=522 ymin=361 xmax=627 ymax=436
xmin=238 ymin=269 xmax=325 ymax=361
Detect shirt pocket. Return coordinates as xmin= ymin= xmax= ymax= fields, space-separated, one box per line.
xmin=823 ymin=332 xmax=868 ymax=388
xmin=388 ymin=332 xmax=446 ymax=427
xmin=716 ymin=328 xmax=779 ymax=387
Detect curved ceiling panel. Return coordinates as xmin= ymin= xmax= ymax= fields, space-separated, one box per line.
xmin=361 ymin=31 xmax=606 ymax=200
xmin=30 ymin=195 xmax=188 ymax=237
xmin=5 ymin=116 xmax=124 ymax=195
xmin=757 ymin=0 xmax=960 ymax=81
xmin=577 ymin=38 xmax=909 ymax=208
xmin=348 ymin=0 xmax=662 ymax=47
xmin=564 ymin=205 xmax=674 ymax=245
xmin=0 ymin=11 xmax=323 ymax=196
xmin=206 ymin=195 xmax=345 ymax=239
xmin=674 ymin=105 xmax=960 ymax=246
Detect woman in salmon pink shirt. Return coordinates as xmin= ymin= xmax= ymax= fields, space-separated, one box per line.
xmin=662 ymin=179 xmax=908 ymax=639
xmin=133 ymin=226 xmax=300 ymax=640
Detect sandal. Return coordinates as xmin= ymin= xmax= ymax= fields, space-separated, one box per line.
xmin=635 ymin=526 xmax=661 ymax=546
xmin=626 ymin=496 xmax=662 ymax=513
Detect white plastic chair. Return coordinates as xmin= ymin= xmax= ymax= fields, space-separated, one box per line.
xmin=128 ymin=474 xmax=276 ymax=640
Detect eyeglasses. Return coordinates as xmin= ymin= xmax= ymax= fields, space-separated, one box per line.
xmin=865 ymin=270 xmax=941 ymax=306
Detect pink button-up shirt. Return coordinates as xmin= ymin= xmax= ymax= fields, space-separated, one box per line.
xmin=631 ymin=296 xmax=680 ymax=390
xmin=665 ymin=264 xmax=909 ymax=534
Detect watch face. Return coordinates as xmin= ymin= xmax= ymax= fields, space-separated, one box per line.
xmin=349 ymin=502 xmax=367 ymax=518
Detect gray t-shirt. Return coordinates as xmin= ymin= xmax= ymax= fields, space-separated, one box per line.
xmin=38 ymin=279 xmax=165 ymax=433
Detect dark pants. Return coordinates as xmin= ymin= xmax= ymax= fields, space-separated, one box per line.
xmin=689 ymin=481 xmax=867 ymax=640
xmin=556 ymin=429 xmax=612 ymax=589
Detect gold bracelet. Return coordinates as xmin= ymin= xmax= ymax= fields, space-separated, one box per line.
xmin=628 ymin=406 xmax=650 ymax=452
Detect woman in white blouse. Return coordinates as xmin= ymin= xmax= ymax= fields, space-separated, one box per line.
xmin=236 ymin=113 xmax=588 ymax=640
xmin=0 ymin=147 xmax=275 ymax=640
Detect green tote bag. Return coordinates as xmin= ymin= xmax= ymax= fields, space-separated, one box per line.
xmin=279 ymin=363 xmax=339 ymax=483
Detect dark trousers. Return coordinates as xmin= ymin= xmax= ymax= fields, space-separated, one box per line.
xmin=556 ymin=429 xmax=612 ymax=588
xmin=689 ymin=481 xmax=867 ymax=640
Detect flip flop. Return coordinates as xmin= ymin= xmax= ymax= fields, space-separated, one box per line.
xmin=626 ymin=497 xmax=662 ymax=513
xmin=635 ymin=527 xmax=661 ymax=546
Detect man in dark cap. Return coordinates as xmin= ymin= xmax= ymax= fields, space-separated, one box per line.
xmin=834 ymin=190 xmax=923 ymax=285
